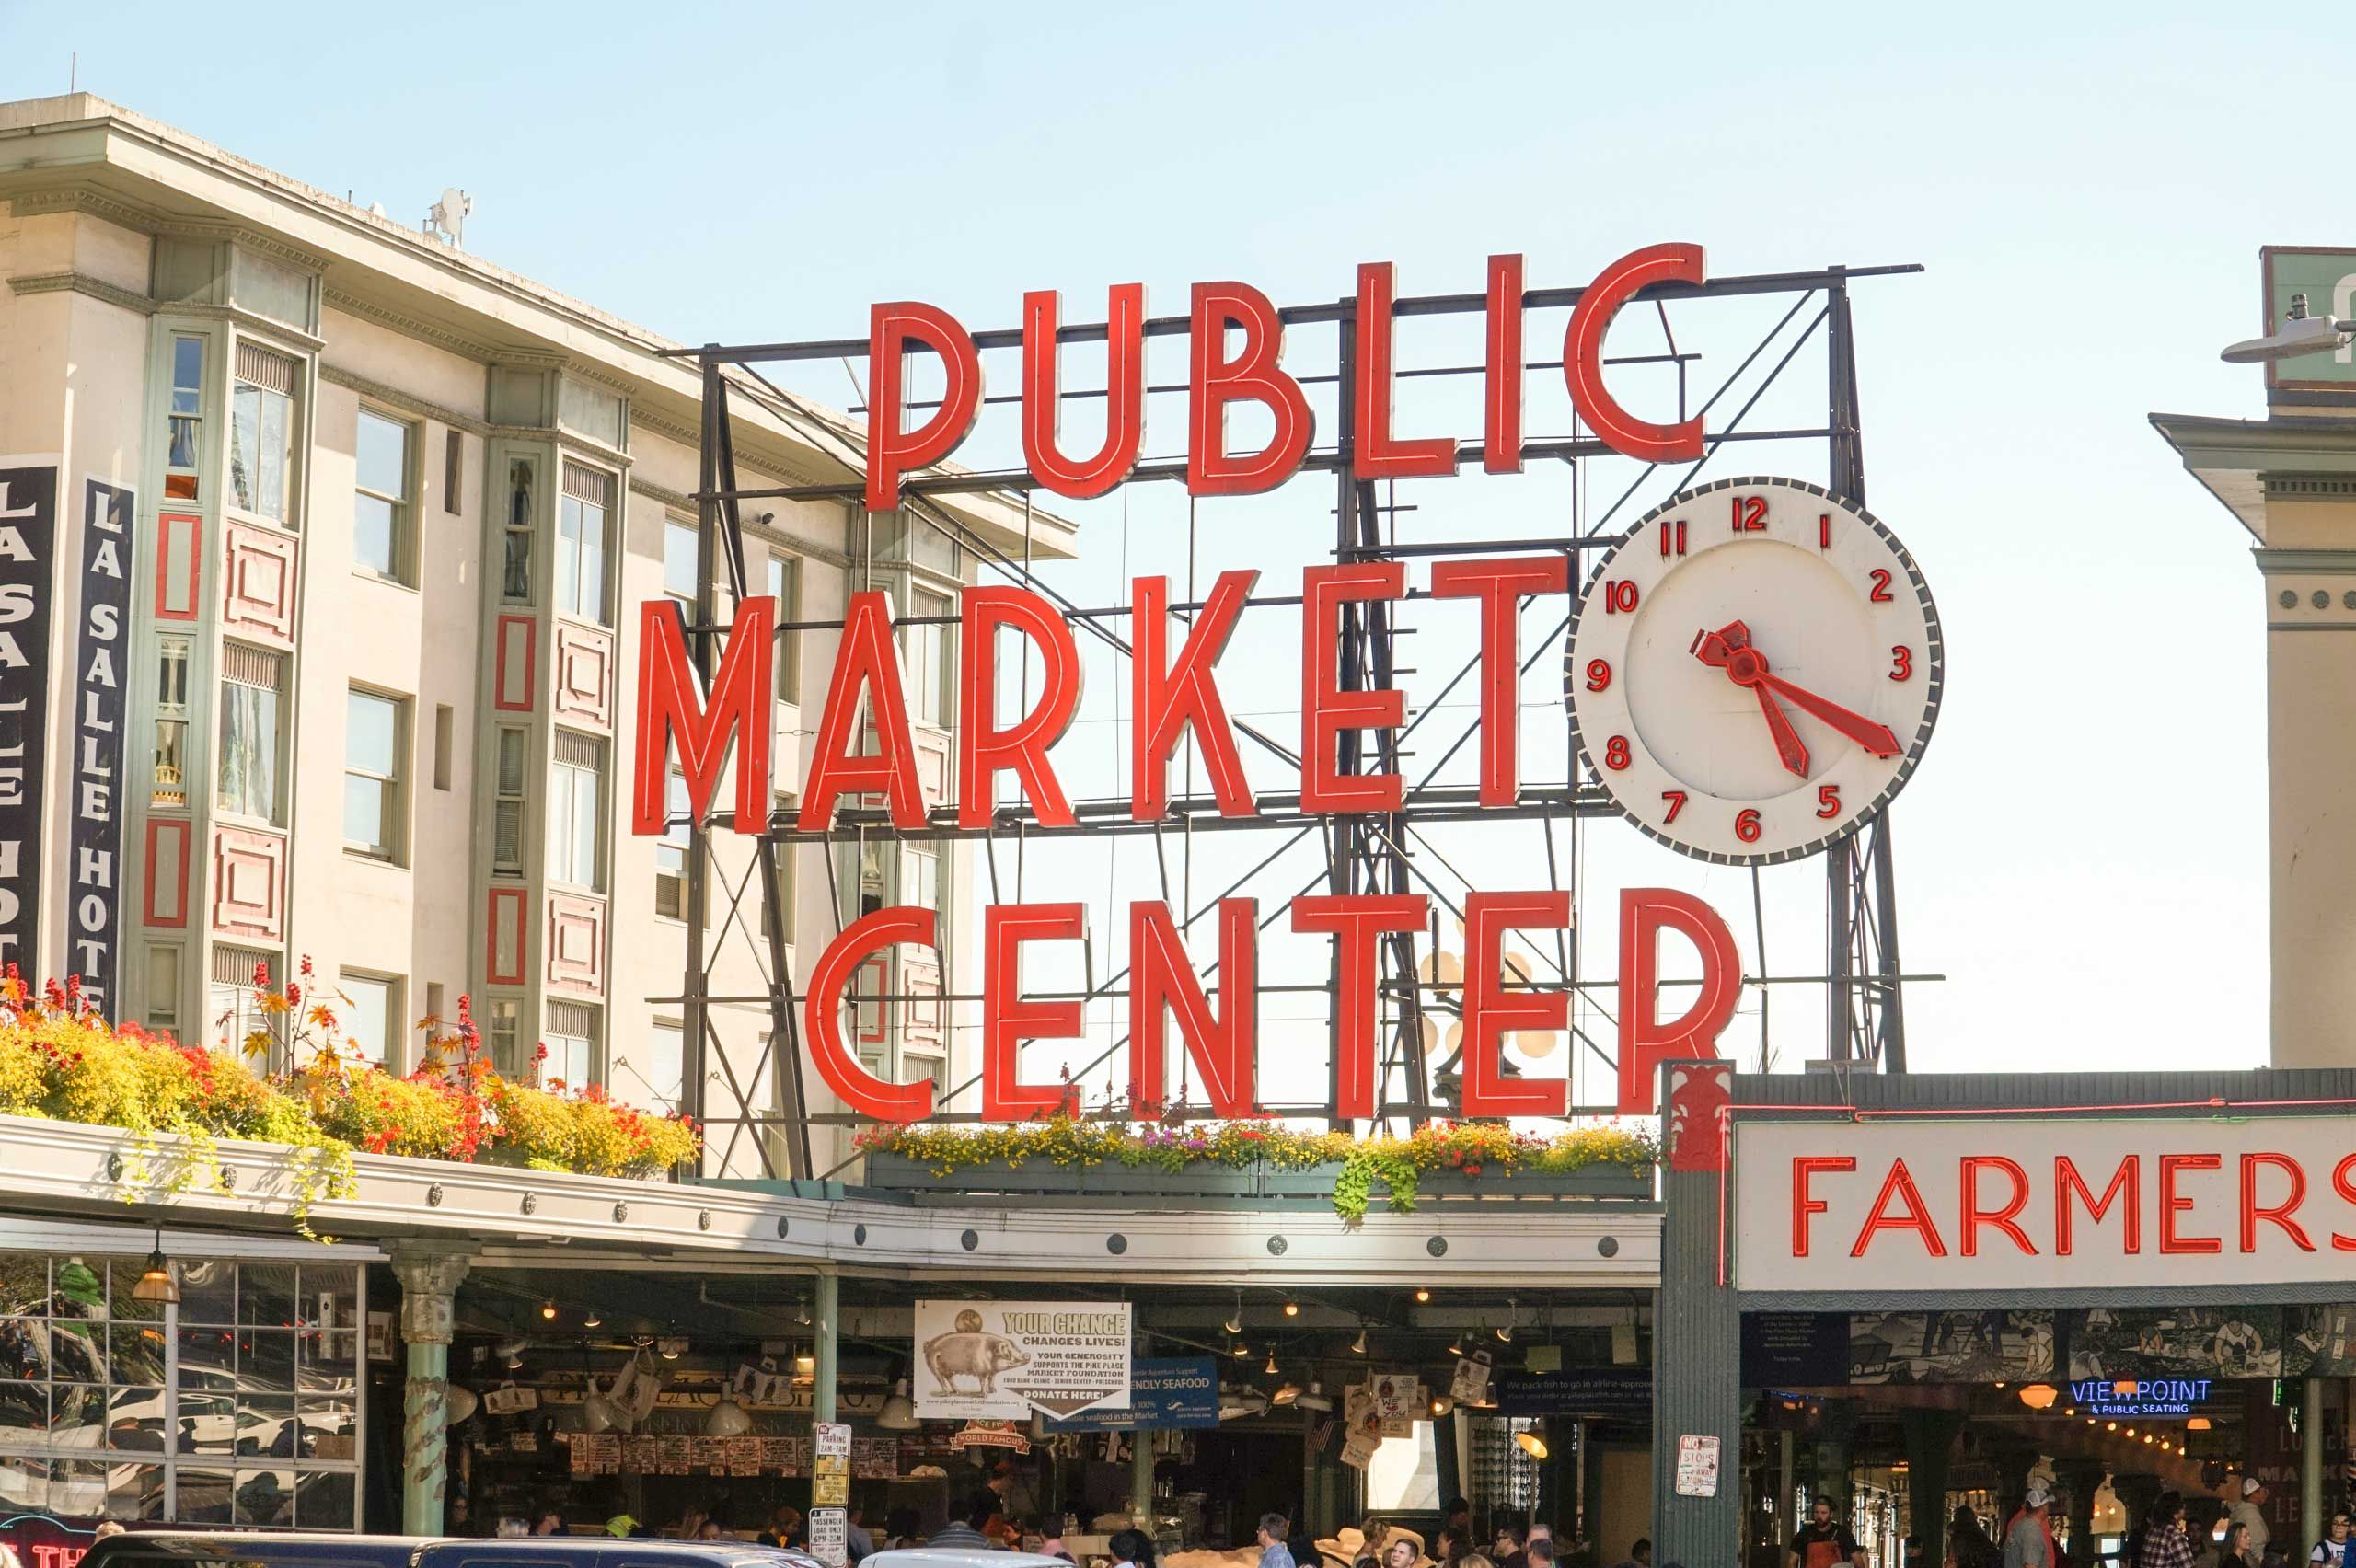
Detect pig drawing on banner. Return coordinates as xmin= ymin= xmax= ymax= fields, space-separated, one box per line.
xmin=913 ymin=1300 xmax=1132 ymax=1423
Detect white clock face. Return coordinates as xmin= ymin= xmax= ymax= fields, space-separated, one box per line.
xmin=1564 ymin=476 xmax=1943 ymax=865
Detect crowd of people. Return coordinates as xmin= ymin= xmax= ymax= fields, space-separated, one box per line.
xmin=1936 ymin=1473 xmax=2350 ymax=1568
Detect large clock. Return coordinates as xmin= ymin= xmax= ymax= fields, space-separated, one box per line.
xmin=1563 ymin=476 xmax=1943 ymax=865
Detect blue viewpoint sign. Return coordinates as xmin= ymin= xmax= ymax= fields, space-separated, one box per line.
xmin=2067 ymin=1378 xmax=2213 ymax=1418
xmin=1044 ymin=1357 xmax=1219 ymax=1432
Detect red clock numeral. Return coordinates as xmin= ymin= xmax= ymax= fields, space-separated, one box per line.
xmin=1819 ymin=513 xmax=1831 ymax=549
xmin=1889 ymin=645 xmax=1912 ymax=681
xmin=1816 ymin=784 xmax=1842 ymax=820
xmin=1585 ymin=658 xmax=1612 ymax=693
xmin=1735 ymin=808 xmax=1762 ymax=843
xmin=1731 ymin=495 xmax=1767 ymax=532
xmin=1868 ymin=568 xmax=1895 ymax=603
xmin=1660 ymin=790 xmax=1686 ymax=823
xmin=1603 ymin=735 xmax=1631 ymax=771
xmin=1602 ymin=579 xmax=1639 ymax=614
xmin=1657 ymin=520 xmax=1688 ymax=558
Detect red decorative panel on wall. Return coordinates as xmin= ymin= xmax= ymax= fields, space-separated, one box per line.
xmin=545 ymin=892 xmax=606 ymax=996
xmin=156 ymin=512 xmax=202 ymax=620
xmin=493 ymin=615 xmax=537 ymax=712
xmin=143 ymin=818 xmax=191 ymax=928
xmin=211 ymin=826 xmax=285 ymax=942
xmin=220 ymin=522 xmax=297 ymax=644
xmin=551 ymin=623 xmax=613 ymax=731
xmin=487 ymin=886 xmax=528 ymax=985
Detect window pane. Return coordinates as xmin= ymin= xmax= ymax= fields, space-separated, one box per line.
xmin=579 ymin=502 xmax=606 ymax=620
xmin=346 ymin=691 xmax=397 ymax=777
xmin=218 ymin=684 xmax=281 ymax=821
xmin=172 ymin=336 xmax=204 ymax=409
xmin=177 ymin=1466 xmax=233 ymax=1524
xmin=178 ymin=1261 xmax=237 ymax=1325
xmin=108 ymin=1459 xmax=164 ymax=1521
xmin=0 ymin=1385 xmax=44 ymax=1440
xmin=230 ymin=384 xmax=258 ymax=511
xmin=168 ymin=417 xmax=200 ymax=471
xmin=502 ymin=527 xmax=531 ymax=600
xmin=664 ymin=521 xmax=698 ymax=600
xmin=356 ymin=411 xmax=408 ymax=498
xmin=496 ymin=729 xmax=526 ymax=794
xmin=294 ymin=1468 xmax=353 ymax=1529
xmin=234 ymin=1468 xmax=295 ymax=1526
xmin=493 ymin=802 xmax=524 ymax=872
xmin=339 ymin=977 xmax=392 ymax=1069
xmin=342 ymin=776 xmax=386 ymax=848
xmin=353 ymin=492 xmax=395 ymax=576
xmin=0 ymin=1322 xmax=45 ymax=1379
xmin=106 ymin=1386 xmax=166 ymax=1452
xmin=258 ymin=391 xmax=289 ymax=523
xmin=573 ymin=768 xmax=599 ymax=890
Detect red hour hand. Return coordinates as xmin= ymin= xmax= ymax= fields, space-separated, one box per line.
xmin=1692 ymin=621 xmax=1808 ymax=778
xmin=1691 ymin=618 xmax=1901 ymax=764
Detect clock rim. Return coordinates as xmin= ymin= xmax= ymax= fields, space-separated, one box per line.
xmin=1561 ymin=474 xmax=1946 ymax=868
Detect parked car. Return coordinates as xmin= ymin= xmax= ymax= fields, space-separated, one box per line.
xmin=84 ymin=1533 xmax=832 ymax=1568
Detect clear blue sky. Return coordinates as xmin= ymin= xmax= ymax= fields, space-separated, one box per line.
xmin=9 ymin=2 xmax=2310 ymax=1084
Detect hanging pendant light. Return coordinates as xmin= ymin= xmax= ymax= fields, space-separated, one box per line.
xmin=876 ymin=1378 xmax=918 ymax=1432
xmin=132 ymin=1228 xmax=179 ymax=1307
xmin=1263 ymin=1349 xmax=1279 ymax=1376
xmin=580 ymin=1380 xmax=618 ymax=1434
xmin=1349 ymin=1325 xmax=1369 ymax=1356
xmin=583 ymin=1309 xmax=604 ymax=1330
xmin=705 ymin=1392 xmax=754 ymax=1437
xmin=1515 ymin=1430 xmax=1549 ymax=1459
xmin=445 ymin=1384 xmax=479 ymax=1426
xmin=1222 ymin=1292 xmax=1243 ymax=1337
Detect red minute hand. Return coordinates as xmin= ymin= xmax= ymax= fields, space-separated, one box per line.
xmin=1752 ymin=672 xmax=1900 ymax=757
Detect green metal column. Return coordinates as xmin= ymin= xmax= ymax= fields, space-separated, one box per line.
xmin=2306 ymin=1378 xmax=2326 ymax=1555
xmin=1653 ymin=1062 xmax=1740 ymax=1567
xmin=814 ymin=1272 xmax=840 ymax=1425
xmin=391 ymin=1247 xmax=471 ymax=1536
xmin=1132 ymin=1431 xmax=1156 ymax=1528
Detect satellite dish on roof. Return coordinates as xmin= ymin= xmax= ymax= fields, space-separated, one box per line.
xmin=424 ymin=188 xmax=470 ymax=249
xmin=2223 ymin=293 xmax=2353 ymax=363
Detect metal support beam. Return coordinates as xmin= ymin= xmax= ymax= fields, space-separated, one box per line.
xmin=814 ymin=1270 xmax=840 ymax=1425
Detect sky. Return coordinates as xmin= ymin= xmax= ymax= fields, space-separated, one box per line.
xmin=6 ymin=0 xmax=2311 ymax=1091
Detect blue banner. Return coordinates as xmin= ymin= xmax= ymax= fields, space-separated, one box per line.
xmin=1045 ymin=1356 xmax=1219 ymax=1431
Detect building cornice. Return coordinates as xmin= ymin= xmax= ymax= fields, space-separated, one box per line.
xmin=323 ymin=286 xmax=493 ymax=364
xmin=5 ymin=268 xmax=154 ymax=316
xmin=319 ymin=363 xmax=489 ymax=435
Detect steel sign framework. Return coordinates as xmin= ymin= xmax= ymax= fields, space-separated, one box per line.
xmin=653 ymin=258 xmax=1926 ymax=1181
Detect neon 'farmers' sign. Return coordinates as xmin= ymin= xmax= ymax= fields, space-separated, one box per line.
xmin=631 ymin=248 xmax=1750 ymax=1125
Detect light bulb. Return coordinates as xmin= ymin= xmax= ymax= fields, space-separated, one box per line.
xmin=583 ymin=1310 xmax=604 ymax=1329
xmin=1283 ymin=1300 xmax=1299 ymax=1318
xmin=1415 ymin=1289 xmax=1431 ymax=1303
xmin=540 ymin=1299 xmax=558 ymax=1320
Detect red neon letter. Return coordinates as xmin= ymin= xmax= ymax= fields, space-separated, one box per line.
xmin=2240 ymin=1151 xmax=2316 ymax=1252
xmin=958 ymin=586 xmax=1082 ymax=830
xmin=1187 ymin=282 xmax=1312 ymax=496
xmin=1429 ymin=555 xmax=1571 ymax=807
xmin=1133 ymin=570 xmax=1257 ymax=821
xmin=1565 ymin=244 xmax=1706 ymax=464
xmin=798 ymin=591 xmax=928 ymax=830
xmin=1460 ymin=890 xmax=1569 ymax=1118
xmin=1293 ymin=894 xmax=1428 ymax=1120
xmin=1616 ymin=887 xmax=1742 ymax=1114
xmin=2056 ymin=1155 xmax=2142 ymax=1256
xmin=866 ymin=301 xmax=983 ymax=512
xmin=1793 ymin=1156 xmax=1856 ymax=1258
xmin=2332 ymin=1154 xmax=2356 ymax=1251
xmin=631 ymin=595 xmax=772 ymax=836
xmin=1851 ymin=1159 xmax=1948 ymax=1258
xmin=1960 ymin=1155 xmax=2036 ymax=1257
xmin=1022 ymin=284 xmax=1145 ymax=500
xmin=802 ymin=905 xmax=937 ymax=1122
xmin=1353 ymin=262 xmax=1455 ymax=479
xmin=1484 ymin=254 xmax=1524 ymax=473
xmin=1127 ymin=899 xmax=1258 ymax=1118
xmin=1300 ymin=563 xmax=1406 ymax=813
xmin=2158 ymin=1153 xmax=2223 ymax=1254
xmin=981 ymin=903 xmax=1086 ymax=1121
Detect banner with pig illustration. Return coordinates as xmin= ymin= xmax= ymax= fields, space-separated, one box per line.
xmin=912 ymin=1299 xmax=1132 ymax=1422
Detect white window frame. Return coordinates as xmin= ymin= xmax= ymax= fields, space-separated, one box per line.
xmin=767 ymin=551 xmax=801 ymax=697
xmin=491 ymin=726 xmax=529 ymax=876
xmin=342 ymin=686 xmax=408 ymax=863
xmin=227 ymin=339 xmax=302 ymax=529
xmin=556 ymin=462 xmax=612 ymax=625
xmin=337 ymin=970 xmax=403 ymax=1074
xmin=215 ymin=644 xmax=287 ymax=826
xmin=547 ymin=732 xmax=605 ymax=893
xmin=352 ymin=406 xmax=415 ymax=584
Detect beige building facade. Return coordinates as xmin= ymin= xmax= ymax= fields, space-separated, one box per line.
xmin=0 ymin=94 xmax=1072 ymax=1175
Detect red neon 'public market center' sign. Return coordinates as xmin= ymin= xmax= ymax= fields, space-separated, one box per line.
xmin=636 ymin=248 xmax=1746 ymax=1125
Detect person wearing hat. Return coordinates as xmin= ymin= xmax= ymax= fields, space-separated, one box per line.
xmin=2003 ymin=1491 xmax=2055 ymax=1568
xmin=2232 ymin=1480 xmax=2273 ymax=1567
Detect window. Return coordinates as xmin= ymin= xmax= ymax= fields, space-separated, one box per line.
xmin=352 ymin=409 xmax=411 ymax=581
xmin=145 ymin=947 xmax=180 ymax=1034
xmin=228 ymin=341 xmax=297 ymax=525
xmin=165 ymin=335 xmax=204 ymax=501
xmin=216 ymin=646 xmax=285 ymax=824
xmin=906 ymin=586 xmax=953 ymax=728
xmin=625 ymin=1021 xmax=685 ymax=1113
xmin=547 ymin=731 xmax=604 ymax=891
xmin=485 ymin=997 xmax=524 ymax=1078
xmin=905 ymin=844 xmax=941 ymax=911
xmin=209 ymin=947 xmax=281 ymax=1069
xmin=556 ymin=463 xmax=611 ymax=623
xmin=491 ymin=727 xmax=528 ymax=874
xmin=443 ymin=429 xmax=462 ymax=515
xmin=432 ymin=705 xmax=454 ymax=792
xmin=501 ymin=457 xmax=535 ymax=603
xmin=654 ymin=772 xmax=689 ymax=920
xmin=338 ymin=972 xmax=399 ymax=1071
xmin=768 ymin=552 xmax=801 ymax=696
xmin=664 ymin=518 xmax=699 ymax=605
xmin=544 ymin=1000 xmax=600 ymax=1092
xmin=153 ymin=637 xmax=191 ymax=809
xmin=342 ymin=689 xmax=404 ymax=859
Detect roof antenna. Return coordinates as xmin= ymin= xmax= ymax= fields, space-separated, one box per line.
xmin=69 ymin=53 xmax=76 ymax=94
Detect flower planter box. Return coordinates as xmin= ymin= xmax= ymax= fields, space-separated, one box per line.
xmin=863 ymin=1152 xmax=1651 ymax=1204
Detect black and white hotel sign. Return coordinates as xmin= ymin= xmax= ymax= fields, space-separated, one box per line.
xmin=64 ymin=479 xmax=133 ymax=1009
xmin=0 ymin=459 xmax=58 ymax=979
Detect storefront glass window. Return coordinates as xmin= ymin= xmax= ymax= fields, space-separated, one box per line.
xmin=0 ymin=1251 xmax=363 ymax=1528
